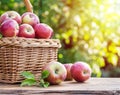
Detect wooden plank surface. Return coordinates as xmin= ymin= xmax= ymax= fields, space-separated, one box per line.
xmin=0 ymin=78 xmax=120 ymax=95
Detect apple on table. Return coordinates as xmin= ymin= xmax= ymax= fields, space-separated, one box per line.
xmin=64 ymin=63 xmax=73 ymax=81
xmin=71 ymin=61 xmax=92 ymax=82
xmin=43 ymin=61 xmax=67 ymax=85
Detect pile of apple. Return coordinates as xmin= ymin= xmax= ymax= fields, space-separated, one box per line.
xmin=0 ymin=11 xmax=53 ymax=38
xmin=43 ymin=61 xmax=92 ymax=85
xmin=0 ymin=11 xmax=92 ymax=85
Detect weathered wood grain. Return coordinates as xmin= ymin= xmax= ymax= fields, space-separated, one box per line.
xmin=0 ymin=78 xmax=120 ymax=95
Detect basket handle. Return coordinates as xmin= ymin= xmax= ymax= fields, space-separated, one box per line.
xmin=23 ymin=0 xmax=33 ymax=12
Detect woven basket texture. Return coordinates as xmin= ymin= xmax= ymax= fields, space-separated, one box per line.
xmin=0 ymin=37 xmax=61 ymax=83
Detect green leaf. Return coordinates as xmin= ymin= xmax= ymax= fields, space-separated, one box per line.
xmin=21 ymin=79 xmax=37 ymax=86
xmin=20 ymin=71 xmax=50 ymax=88
xmin=42 ymin=82 xmax=50 ymax=88
xmin=41 ymin=70 xmax=50 ymax=79
xmin=39 ymin=79 xmax=50 ymax=88
xmin=21 ymin=71 xmax=35 ymax=79
xmin=0 ymin=34 xmax=2 ymax=39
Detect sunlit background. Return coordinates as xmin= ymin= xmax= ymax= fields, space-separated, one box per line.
xmin=1 ymin=0 xmax=120 ymax=77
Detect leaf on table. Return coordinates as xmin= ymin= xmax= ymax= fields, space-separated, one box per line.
xmin=43 ymin=82 xmax=50 ymax=88
xmin=21 ymin=79 xmax=37 ymax=86
xmin=20 ymin=70 xmax=50 ymax=88
xmin=39 ymin=79 xmax=50 ymax=88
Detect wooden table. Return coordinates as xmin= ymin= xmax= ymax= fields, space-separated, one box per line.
xmin=0 ymin=78 xmax=120 ymax=95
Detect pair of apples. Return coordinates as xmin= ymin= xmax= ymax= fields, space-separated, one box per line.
xmin=43 ymin=61 xmax=92 ymax=85
xmin=0 ymin=11 xmax=53 ymax=39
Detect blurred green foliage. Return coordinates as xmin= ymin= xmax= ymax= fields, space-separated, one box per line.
xmin=1 ymin=0 xmax=120 ymax=77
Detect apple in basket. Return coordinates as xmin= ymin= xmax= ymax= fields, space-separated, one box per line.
xmin=34 ymin=23 xmax=53 ymax=39
xmin=64 ymin=63 xmax=73 ymax=81
xmin=0 ymin=19 xmax=19 ymax=37
xmin=71 ymin=61 xmax=92 ymax=82
xmin=21 ymin=12 xmax=40 ymax=27
xmin=0 ymin=11 xmax=21 ymax=24
xmin=18 ymin=24 xmax=35 ymax=38
xmin=43 ymin=61 xmax=67 ymax=85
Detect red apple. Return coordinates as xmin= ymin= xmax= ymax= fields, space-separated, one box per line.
xmin=34 ymin=23 xmax=53 ymax=39
xmin=64 ymin=63 xmax=73 ymax=81
xmin=71 ymin=61 xmax=92 ymax=82
xmin=18 ymin=24 xmax=35 ymax=38
xmin=21 ymin=12 xmax=39 ymax=27
xmin=0 ymin=11 xmax=21 ymax=24
xmin=43 ymin=61 xmax=67 ymax=85
xmin=0 ymin=19 xmax=19 ymax=37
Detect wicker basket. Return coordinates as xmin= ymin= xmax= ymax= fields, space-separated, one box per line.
xmin=0 ymin=37 xmax=61 ymax=83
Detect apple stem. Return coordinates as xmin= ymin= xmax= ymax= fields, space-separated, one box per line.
xmin=83 ymin=70 xmax=88 ymax=75
xmin=23 ymin=0 xmax=33 ymax=13
xmin=55 ymin=69 xmax=59 ymax=74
